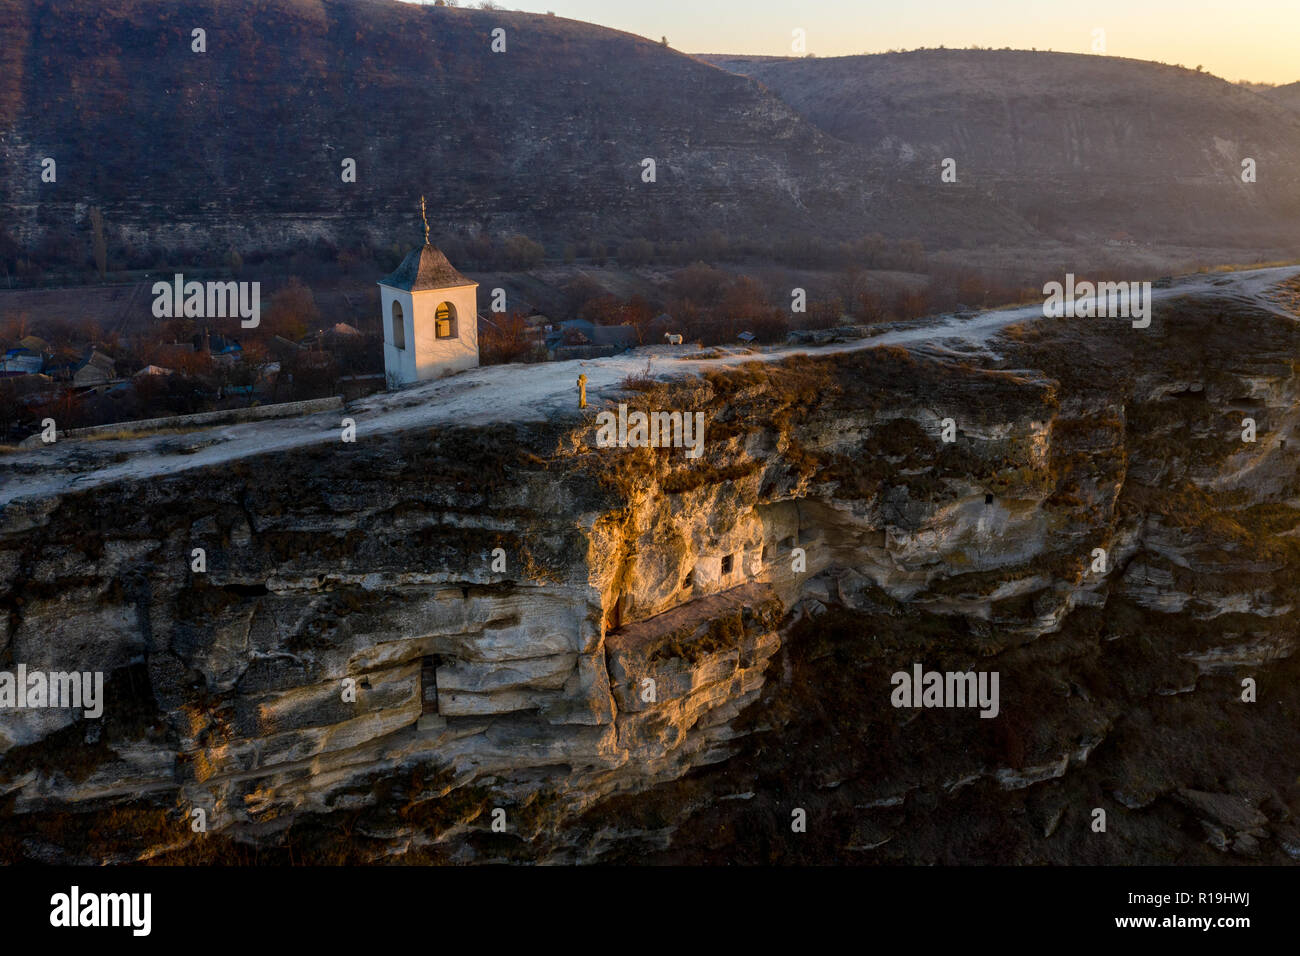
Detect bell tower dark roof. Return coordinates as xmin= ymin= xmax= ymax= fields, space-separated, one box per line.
xmin=379 ymin=244 xmax=476 ymax=292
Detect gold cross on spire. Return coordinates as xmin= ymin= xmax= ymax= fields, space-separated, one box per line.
xmin=420 ymin=195 xmax=430 ymax=246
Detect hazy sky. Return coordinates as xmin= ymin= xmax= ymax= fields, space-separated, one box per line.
xmin=461 ymin=0 xmax=1298 ymax=84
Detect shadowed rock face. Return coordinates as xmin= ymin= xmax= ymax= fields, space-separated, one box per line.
xmin=2 ymin=288 xmax=1300 ymax=864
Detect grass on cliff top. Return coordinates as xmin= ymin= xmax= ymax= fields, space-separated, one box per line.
xmin=702 ymin=347 xmax=1045 ymax=415
xmin=83 ymin=426 xmax=198 ymax=442
xmin=584 ymin=346 xmax=1061 ymax=509
xmin=1000 ymin=296 xmax=1300 ymax=392
xmin=1198 ymin=259 xmax=1300 ymax=272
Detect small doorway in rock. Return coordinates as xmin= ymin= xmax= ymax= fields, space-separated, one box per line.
xmin=421 ymin=655 xmax=441 ymax=716
xmin=985 ymin=493 xmax=994 ymax=505
xmin=721 ymin=553 xmax=734 ymax=576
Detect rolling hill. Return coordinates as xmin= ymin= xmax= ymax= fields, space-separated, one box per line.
xmin=2 ymin=2 xmax=1298 ymax=272
xmin=0 ymin=0 xmax=1027 ymax=268
xmin=1261 ymin=81 xmax=1300 ymax=116
xmin=702 ymin=50 xmax=1300 ymax=246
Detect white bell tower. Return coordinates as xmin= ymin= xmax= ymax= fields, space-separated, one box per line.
xmin=379 ymin=197 xmax=479 ymax=386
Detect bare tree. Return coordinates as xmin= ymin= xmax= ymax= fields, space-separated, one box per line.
xmin=0 ymin=310 xmax=31 ymax=344
xmin=264 ymin=278 xmax=321 ymax=340
xmin=89 ymin=207 xmax=107 ymax=279
xmin=0 ymin=379 xmax=25 ymax=442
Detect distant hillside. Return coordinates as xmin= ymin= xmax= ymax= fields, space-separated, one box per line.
xmin=5 ymin=4 xmax=1297 ymax=276
xmin=703 ymin=50 xmax=1300 ymax=246
xmin=1261 ymin=81 xmax=1300 ymax=116
xmin=0 ymin=0 xmax=1028 ymax=270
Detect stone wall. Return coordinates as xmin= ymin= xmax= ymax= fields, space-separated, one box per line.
xmin=19 ymin=396 xmax=344 ymax=447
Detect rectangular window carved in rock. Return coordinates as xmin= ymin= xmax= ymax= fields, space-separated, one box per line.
xmin=421 ymin=655 xmax=440 ymax=715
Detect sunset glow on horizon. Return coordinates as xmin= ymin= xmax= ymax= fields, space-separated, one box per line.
xmin=479 ymin=0 xmax=1300 ymax=85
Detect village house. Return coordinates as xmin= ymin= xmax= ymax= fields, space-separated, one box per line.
xmin=193 ymin=329 xmax=243 ymax=364
xmin=1 ymin=346 xmax=44 ymax=376
xmin=72 ymin=348 xmax=116 ymax=389
xmin=151 ymin=342 xmax=199 ymax=370
xmin=321 ymin=322 xmax=363 ymax=347
xmin=546 ymin=318 xmax=638 ymax=360
xmin=269 ymin=335 xmax=304 ymax=364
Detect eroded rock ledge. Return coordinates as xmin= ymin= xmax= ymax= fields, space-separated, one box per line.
xmin=2 ymin=291 xmax=1299 ymax=864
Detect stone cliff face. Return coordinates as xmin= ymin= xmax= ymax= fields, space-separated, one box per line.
xmin=2 ymin=289 xmax=1299 ymax=864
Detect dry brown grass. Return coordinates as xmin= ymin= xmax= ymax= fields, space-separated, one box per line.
xmin=618 ymin=359 xmax=657 ymax=391
xmin=82 ymin=426 xmax=193 ymax=442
